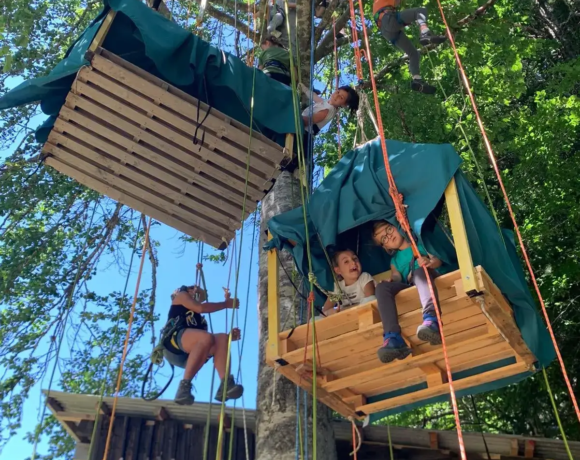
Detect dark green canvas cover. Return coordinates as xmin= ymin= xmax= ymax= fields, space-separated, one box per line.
xmin=0 ymin=0 xmax=298 ymax=145
xmin=265 ymin=138 xmax=555 ymax=417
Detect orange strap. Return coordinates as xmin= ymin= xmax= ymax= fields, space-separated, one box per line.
xmin=101 ymin=217 xmax=152 ymax=460
xmin=354 ymin=2 xmax=468 ymax=459
xmin=435 ymin=0 xmax=580 ymax=426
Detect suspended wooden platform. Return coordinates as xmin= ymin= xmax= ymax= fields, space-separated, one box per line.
xmin=266 ymin=178 xmax=537 ymax=419
xmin=42 ymin=47 xmax=291 ymax=250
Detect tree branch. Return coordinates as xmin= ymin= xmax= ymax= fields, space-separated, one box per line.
xmin=314 ymin=7 xmax=352 ymax=62
xmin=314 ymin=0 xmax=339 ymax=44
xmin=456 ymin=0 xmax=498 ymax=27
xmin=205 ymin=3 xmax=259 ymax=41
xmin=368 ymin=1 xmax=499 ymax=86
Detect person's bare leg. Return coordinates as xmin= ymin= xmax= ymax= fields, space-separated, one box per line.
xmin=181 ymin=329 xmax=214 ymax=379
xmin=209 ymin=333 xmax=229 ymax=380
xmin=174 ymin=329 xmax=214 ymax=405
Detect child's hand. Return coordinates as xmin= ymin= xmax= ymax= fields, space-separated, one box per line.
xmin=224 ymin=296 xmax=239 ymax=309
xmin=230 ymin=327 xmax=241 ymax=341
xmin=417 ymin=256 xmax=431 ymax=267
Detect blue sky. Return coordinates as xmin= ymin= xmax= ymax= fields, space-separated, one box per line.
xmin=0 ymin=10 xmax=351 ymax=457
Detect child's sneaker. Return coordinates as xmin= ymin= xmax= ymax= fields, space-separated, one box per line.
xmin=268 ymin=29 xmax=282 ymax=38
xmin=214 ymin=375 xmax=244 ymax=402
xmin=419 ymin=31 xmax=447 ymax=47
xmin=416 ymin=317 xmax=442 ymax=345
xmin=174 ymin=379 xmax=195 ymax=405
xmin=411 ymin=78 xmax=436 ymax=95
xmin=377 ymin=333 xmax=412 ymax=363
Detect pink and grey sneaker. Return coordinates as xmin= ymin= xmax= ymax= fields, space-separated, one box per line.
xmin=377 ymin=333 xmax=412 ymax=364
xmin=416 ymin=317 xmax=442 ymax=345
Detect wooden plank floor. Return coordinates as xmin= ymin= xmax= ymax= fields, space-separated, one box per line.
xmin=42 ymin=49 xmax=289 ymax=249
xmin=268 ymin=267 xmax=536 ymax=419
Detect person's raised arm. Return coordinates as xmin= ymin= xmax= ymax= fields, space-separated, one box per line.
xmin=302 ymin=108 xmax=329 ymax=127
xmin=299 ymin=83 xmax=325 ymax=103
xmin=173 ymin=291 xmax=239 ymax=314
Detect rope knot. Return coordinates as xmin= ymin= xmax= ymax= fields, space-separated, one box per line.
xmin=308 ymin=292 xmax=315 ymax=304
xmin=196 ymin=263 xmax=203 ymax=270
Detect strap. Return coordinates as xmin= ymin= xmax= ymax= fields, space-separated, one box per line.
xmin=192 ymin=78 xmax=212 ymax=151
xmin=263 ymin=60 xmax=290 ymax=74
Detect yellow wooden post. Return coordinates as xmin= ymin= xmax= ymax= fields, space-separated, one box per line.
xmin=444 ymin=176 xmax=482 ymax=295
xmin=284 ymin=133 xmax=295 ymax=162
xmin=266 ymin=233 xmax=281 ymax=363
xmin=87 ymin=10 xmax=117 ymax=54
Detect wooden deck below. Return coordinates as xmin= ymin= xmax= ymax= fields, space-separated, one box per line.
xmin=267 ymin=267 xmax=536 ymax=419
xmin=43 ymin=49 xmax=290 ymax=249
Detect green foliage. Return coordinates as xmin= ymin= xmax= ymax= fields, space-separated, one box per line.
xmin=1 ymin=0 xmax=579 ymax=457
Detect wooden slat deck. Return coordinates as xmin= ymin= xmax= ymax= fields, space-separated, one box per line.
xmin=269 ymin=266 xmax=536 ymax=419
xmin=42 ymin=49 xmax=290 ymax=249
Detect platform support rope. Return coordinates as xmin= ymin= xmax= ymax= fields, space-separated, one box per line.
xmin=435 ymin=0 xmax=580 ymax=427
xmin=102 ymin=217 xmax=152 ymax=460
xmin=352 ymin=1 xmax=468 ymax=458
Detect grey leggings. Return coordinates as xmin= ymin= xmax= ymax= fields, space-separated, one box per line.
xmin=380 ymin=7 xmax=428 ymax=77
xmin=375 ymin=267 xmax=439 ymax=334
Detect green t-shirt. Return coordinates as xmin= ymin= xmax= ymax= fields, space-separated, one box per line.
xmin=392 ymin=242 xmax=436 ymax=283
xmin=259 ymin=47 xmax=291 ymax=75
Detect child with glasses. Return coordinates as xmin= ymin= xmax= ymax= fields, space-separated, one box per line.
xmin=371 ymin=221 xmax=444 ymax=363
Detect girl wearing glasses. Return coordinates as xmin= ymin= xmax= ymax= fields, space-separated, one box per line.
xmin=371 ymin=220 xmax=443 ymax=363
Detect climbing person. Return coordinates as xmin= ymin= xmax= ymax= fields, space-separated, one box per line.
xmin=371 ymin=221 xmax=444 ymax=363
xmin=255 ymin=0 xmax=297 ymax=50
xmin=259 ymin=35 xmax=292 ymax=86
xmin=265 ymin=0 xmax=286 ymax=38
xmin=372 ymin=1 xmax=447 ymax=94
xmin=299 ymin=83 xmax=359 ymax=180
xmin=322 ymin=248 xmax=376 ymax=315
xmin=163 ymin=285 xmax=244 ymax=405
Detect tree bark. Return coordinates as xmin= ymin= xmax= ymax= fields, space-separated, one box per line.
xmin=255 ymin=172 xmax=337 ymax=460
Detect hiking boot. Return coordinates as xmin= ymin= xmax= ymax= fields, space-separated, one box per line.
xmin=411 ymin=78 xmax=437 ymax=95
xmin=268 ymin=29 xmax=282 ymax=38
xmin=419 ymin=31 xmax=447 ymax=47
xmin=417 ymin=317 xmax=442 ymax=345
xmin=377 ymin=333 xmax=412 ymax=363
xmin=174 ymin=379 xmax=195 ymax=405
xmin=214 ymin=375 xmax=244 ymax=402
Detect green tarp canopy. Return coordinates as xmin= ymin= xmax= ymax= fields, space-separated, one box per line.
xmin=265 ymin=138 xmax=555 ymax=418
xmin=0 ymin=0 xmax=297 ymax=146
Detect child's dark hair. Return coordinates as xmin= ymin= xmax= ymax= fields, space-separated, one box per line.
xmin=261 ymin=35 xmax=284 ymax=48
xmin=331 ymin=247 xmax=356 ymax=267
xmin=339 ymin=85 xmax=360 ymax=115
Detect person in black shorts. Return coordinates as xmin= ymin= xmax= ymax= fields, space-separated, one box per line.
xmin=163 ymin=285 xmax=243 ymax=405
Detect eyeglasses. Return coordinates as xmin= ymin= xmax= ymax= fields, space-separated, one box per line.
xmin=375 ymin=224 xmax=395 ymax=247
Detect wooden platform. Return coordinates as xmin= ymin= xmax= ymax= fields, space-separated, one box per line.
xmin=42 ymin=48 xmax=291 ymax=249
xmin=268 ymin=267 xmax=537 ymax=419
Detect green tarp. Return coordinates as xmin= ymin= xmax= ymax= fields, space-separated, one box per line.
xmin=265 ymin=138 xmax=555 ymax=417
xmin=0 ymin=0 xmax=298 ymax=146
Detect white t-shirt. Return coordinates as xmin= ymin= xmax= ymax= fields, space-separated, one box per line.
xmin=302 ymin=100 xmax=336 ymax=133
xmin=332 ymin=272 xmax=375 ymax=307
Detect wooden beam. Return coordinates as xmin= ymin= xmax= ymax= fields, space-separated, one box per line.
xmin=510 ymin=438 xmax=519 ymax=456
xmin=156 ymin=407 xmax=170 ymax=421
xmin=95 ymin=401 xmax=111 ymax=416
xmin=357 ymin=362 xmax=529 ymax=414
xmin=266 ymin=233 xmax=281 ymax=363
xmin=357 ymin=303 xmax=381 ymax=330
xmin=429 ymin=432 xmax=439 ymax=450
xmin=420 ymin=364 xmax=446 ymax=388
xmin=524 ymin=440 xmax=535 ymax=458
xmin=87 ymin=10 xmax=116 ymax=54
xmin=444 ymin=176 xmax=482 ymax=295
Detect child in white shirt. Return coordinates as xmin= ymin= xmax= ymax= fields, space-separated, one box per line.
xmin=323 ymin=248 xmax=376 ymax=315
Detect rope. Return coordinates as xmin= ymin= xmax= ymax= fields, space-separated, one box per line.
xmin=542 ymin=367 xmax=574 ymax=460
xmin=101 ymin=217 xmax=152 ymax=460
xmin=214 ymin=41 xmax=258 ymax=460
xmin=347 ymin=0 xmax=363 ymax=82
xmin=333 ymin=17 xmax=343 ymax=160
xmin=354 ymin=2 xmax=468 ymax=458
xmin=347 ymin=416 xmax=362 ymax=458
xmin=469 ymin=396 xmax=492 ymax=460
xmin=387 ymin=422 xmax=394 ymax=460
xmin=435 ymin=0 xmax=580 ymax=426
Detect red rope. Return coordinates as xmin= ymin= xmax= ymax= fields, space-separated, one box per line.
xmin=354 ymin=3 xmax=467 ymax=459
xmin=333 ymin=19 xmax=343 ymax=159
xmin=435 ymin=0 xmax=580 ymax=425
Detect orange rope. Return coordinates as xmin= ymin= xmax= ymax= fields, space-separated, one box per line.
xmin=333 ymin=18 xmax=342 ymax=159
xmin=354 ymin=3 xmax=468 ymax=459
xmin=435 ymin=0 xmax=580 ymax=425
xmin=347 ymin=0 xmax=364 ymax=82
xmin=102 ymin=217 xmax=152 ymax=460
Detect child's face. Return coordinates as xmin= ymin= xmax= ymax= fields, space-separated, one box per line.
xmin=329 ymin=89 xmax=349 ymax=108
xmin=373 ymin=223 xmax=404 ymax=251
xmin=333 ymin=250 xmax=362 ymax=284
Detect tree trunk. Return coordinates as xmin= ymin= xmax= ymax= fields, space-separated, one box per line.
xmin=255 ymin=171 xmax=337 ymax=460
